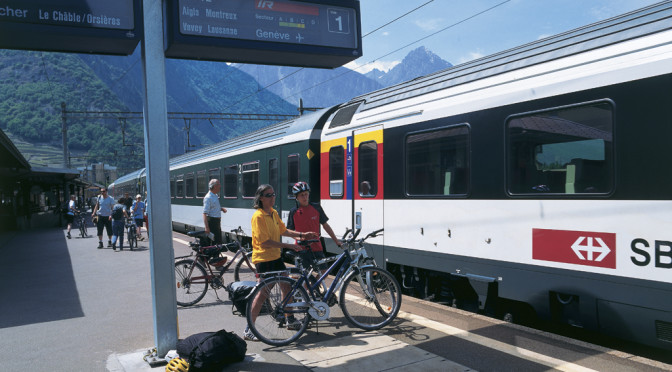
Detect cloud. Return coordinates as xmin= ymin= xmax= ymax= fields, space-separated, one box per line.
xmin=345 ymin=59 xmax=401 ymax=74
xmin=457 ymin=51 xmax=485 ymax=65
xmin=415 ymin=18 xmax=443 ymax=32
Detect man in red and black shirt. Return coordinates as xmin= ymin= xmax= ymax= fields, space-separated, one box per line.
xmin=287 ymin=181 xmax=342 ymax=271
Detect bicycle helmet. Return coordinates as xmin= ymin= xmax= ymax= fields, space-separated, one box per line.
xmin=292 ymin=181 xmax=310 ymax=195
xmin=165 ymin=357 xmax=189 ymax=372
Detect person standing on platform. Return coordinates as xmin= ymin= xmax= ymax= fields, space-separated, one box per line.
xmin=203 ymin=179 xmax=227 ymax=245
xmin=110 ymin=199 xmax=128 ymax=251
xmin=65 ymin=194 xmax=77 ymax=239
xmin=287 ymin=181 xmax=342 ymax=273
xmin=131 ymin=194 xmax=145 ymax=241
xmin=244 ymin=184 xmax=318 ymax=341
xmin=92 ymin=188 xmax=114 ymax=249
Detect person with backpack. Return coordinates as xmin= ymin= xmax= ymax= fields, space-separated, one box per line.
xmin=110 ymin=198 xmax=128 ymax=251
xmin=91 ymin=188 xmax=114 ymax=249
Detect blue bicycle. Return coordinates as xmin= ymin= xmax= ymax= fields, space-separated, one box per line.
xmin=245 ymin=228 xmax=402 ymax=346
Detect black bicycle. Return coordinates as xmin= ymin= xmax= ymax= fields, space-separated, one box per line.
xmin=174 ymin=229 xmax=257 ymax=306
xmin=125 ymin=217 xmax=137 ymax=250
xmin=75 ymin=212 xmax=88 ymax=238
xmin=245 ymin=228 xmax=401 ymax=346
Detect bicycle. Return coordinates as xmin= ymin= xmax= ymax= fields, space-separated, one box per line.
xmin=174 ymin=228 xmax=257 ymax=307
xmin=125 ymin=217 xmax=137 ymax=250
xmin=75 ymin=212 xmax=88 ymax=238
xmin=245 ymin=228 xmax=402 ymax=346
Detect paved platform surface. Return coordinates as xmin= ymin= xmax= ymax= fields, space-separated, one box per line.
xmin=1 ymin=225 xmax=670 ymax=372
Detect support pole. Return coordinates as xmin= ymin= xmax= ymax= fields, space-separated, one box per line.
xmin=61 ymin=102 xmax=69 ymax=168
xmin=141 ymin=0 xmax=178 ymax=357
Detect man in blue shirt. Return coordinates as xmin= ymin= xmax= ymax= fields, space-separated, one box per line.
xmin=203 ymin=179 xmax=227 ymax=245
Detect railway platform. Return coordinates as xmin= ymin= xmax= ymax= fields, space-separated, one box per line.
xmin=0 ymin=226 xmax=670 ymax=371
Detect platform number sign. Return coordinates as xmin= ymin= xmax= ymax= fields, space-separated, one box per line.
xmin=328 ymin=8 xmax=350 ymax=34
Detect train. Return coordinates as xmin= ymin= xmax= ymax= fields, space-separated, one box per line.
xmin=111 ymin=2 xmax=672 ymax=351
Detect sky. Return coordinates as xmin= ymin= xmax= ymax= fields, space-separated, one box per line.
xmin=346 ymin=0 xmax=663 ymax=73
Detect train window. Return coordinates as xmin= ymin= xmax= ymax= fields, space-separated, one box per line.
xmin=185 ymin=172 xmax=195 ymax=198
xmin=176 ymin=175 xmax=184 ymax=198
xmin=406 ymin=125 xmax=470 ymax=196
xmin=208 ymin=168 xmax=220 ymax=182
xmin=170 ymin=177 xmax=176 ymax=198
xmin=242 ymin=161 xmax=259 ymax=198
xmin=358 ymin=141 xmax=377 ymax=197
xmin=507 ymin=101 xmax=613 ymax=195
xmin=287 ymin=154 xmax=299 ymax=197
xmin=329 ymin=146 xmax=345 ymax=197
xmin=223 ymin=165 xmax=238 ymax=198
xmin=196 ymin=170 xmax=207 ymax=197
xmin=269 ymin=158 xmax=279 ymax=198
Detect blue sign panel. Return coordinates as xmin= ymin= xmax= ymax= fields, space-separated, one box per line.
xmin=0 ymin=0 xmax=141 ymax=55
xmin=346 ymin=134 xmax=353 ymax=200
xmin=165 ymin=0 xmax=362 ymax=69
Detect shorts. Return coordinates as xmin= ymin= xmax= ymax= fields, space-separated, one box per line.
xmin=254 ymin=258 xmax=286 ymax=275
xmin=65 ymin=214 xmax=74 ymax=224
xmin=134 ymin=218 xmax=144 ymax=227
xmin=296 ymin=250 xmax=327 ymax=271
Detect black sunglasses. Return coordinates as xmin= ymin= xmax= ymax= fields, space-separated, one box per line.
xmin=263 ymin=193 xmax=276 ymax=198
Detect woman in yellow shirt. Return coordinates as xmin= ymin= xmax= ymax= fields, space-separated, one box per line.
xmin=245 ymin=184 xmax=317 ymax=341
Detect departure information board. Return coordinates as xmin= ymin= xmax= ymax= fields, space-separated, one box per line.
xmin=0 ymin=0 xmax=141 ymax=55
xmin=165 ymin=0 xmax=362 ymax=68
xmin=178 ymin=0 xmax=357 ymax=49
xmin=0 ymin=0 xmax=134 ymax=30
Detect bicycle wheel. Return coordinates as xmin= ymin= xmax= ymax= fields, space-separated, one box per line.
xmin=339 ymin=267 xmax=401 ymax=330
xmin=246 ymin=276 xmax=310 ymax=346
xmin=175 ymin=259 xmax=208 ymax=306
xmin=234 ymin=252 xmax=257 ymax=282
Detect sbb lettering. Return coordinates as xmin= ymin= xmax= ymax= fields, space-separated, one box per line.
xmin=630 ymin=238 xmax=672 ymax=268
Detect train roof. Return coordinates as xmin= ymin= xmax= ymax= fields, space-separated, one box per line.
xmin=169 ymin=108 xmax=332 ymax=169
xmin=340 ymin=0 xmax=672 ymax=115
xmin=113 ymin=167 xmax=146 ymax=185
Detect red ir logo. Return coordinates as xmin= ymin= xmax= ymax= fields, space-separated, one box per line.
xmin=533 ymin=228 xmax=616 ymax=269
xmin=257 ymin=1 xmax=274 ymax=10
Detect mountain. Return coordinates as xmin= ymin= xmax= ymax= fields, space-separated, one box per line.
xmin=0 ymin=49 xmax=296 ymax=169
xmin=367 ymin=47 xmax=453 ymax=87
xmin=235 ymin=64 xmax=384 ymax=108
xmin=237 ymin=46 xmax=453 ymax=108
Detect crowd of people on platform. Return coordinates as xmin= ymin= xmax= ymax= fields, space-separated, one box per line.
xmin=90 ymin=188 xmax=148 ymax=251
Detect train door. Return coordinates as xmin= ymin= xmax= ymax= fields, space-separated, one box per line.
xmin=353 ymin=126 xmax=384 ymax=258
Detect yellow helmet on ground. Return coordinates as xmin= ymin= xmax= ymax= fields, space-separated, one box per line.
xmin=166 ymin=357 xmax=189 ymax=372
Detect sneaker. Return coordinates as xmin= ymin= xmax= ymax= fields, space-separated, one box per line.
xmin=67 ymin=232 xmax=71 ymax=239
xmin=108 ymin=240 xmax=112 ymax=247
xmin=98 ymin=241 xmax=103 ymax=249
xmin=243 ymin=327 xmax=258 ymax=342
xmin=112 ymin=245 xmax=117 ymax=251
xmin=286 ymin=316 xmax=303 ymax=331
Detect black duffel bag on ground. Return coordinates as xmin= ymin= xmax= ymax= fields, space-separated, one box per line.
xmin=176 ymin=329 xmax=247 ymax=371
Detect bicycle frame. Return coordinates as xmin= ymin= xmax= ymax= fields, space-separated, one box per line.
xmin=179 ymin=241 xmax=254 ymax=284
xmin=276 ymin=245 xmax=377 ymax=315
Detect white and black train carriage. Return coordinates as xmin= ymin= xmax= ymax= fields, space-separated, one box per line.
xmin=317 ymin=2 xmax=672 ymax=351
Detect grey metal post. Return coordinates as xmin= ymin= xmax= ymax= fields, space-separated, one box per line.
xmin=141 ymin=0 xmax=178 ymax=357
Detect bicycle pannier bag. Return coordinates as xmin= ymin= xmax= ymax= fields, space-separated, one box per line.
xmin=176 ymin=329 xmax=246 ymax=371
xmin=226 ymin=281 xmax=257 ymax=316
